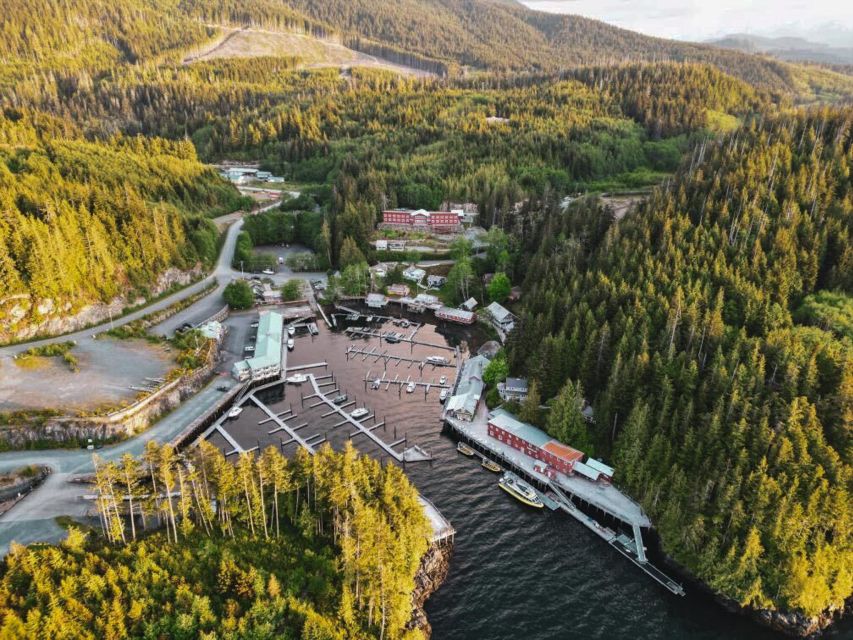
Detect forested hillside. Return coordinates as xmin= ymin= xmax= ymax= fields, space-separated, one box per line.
xmin=508 ymin=109 xmax=852 ymax=620
xmin=0 ymin=443 xmax=432 ymax=639
xmin=0 ymin=111 xmax=241 ymax=334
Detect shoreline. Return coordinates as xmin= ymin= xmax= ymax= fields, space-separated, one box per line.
xmin=409 ymin=542 xmax=454 ymax=638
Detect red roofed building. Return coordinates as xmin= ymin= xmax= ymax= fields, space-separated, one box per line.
xmin=540 ymin=441 xmax=584 ymax=475
xmin=381 ymin=209 xmax=462 ymax=233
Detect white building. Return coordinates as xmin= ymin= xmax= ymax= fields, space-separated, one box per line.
xmin=497 ymin=377 xmax=528 ymax=402
xmin=403 ymin=266 xmax=426 ymax=283
xmin=231 ymin=312 xmax=284 ymax=382
xmin=484 ymin=302 xmax=517 ymax=334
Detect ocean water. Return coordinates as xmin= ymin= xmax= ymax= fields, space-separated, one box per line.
xmin=230 ymin=316 xmax=852 ymax=640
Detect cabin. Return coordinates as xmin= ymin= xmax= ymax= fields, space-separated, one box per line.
xmin=497 ymin=377 xmax=528 ymax=402
xmin=375 ymin=240 xmax=388 ymax=251
xmin=427 ymin=274 xmax=447 ymax=288
xmin=484 ymin=301 xmax=517 ymax=334
xmin=387 ymin=283 xmax=410 ymax=297
xmin=461 ymin=297 xmax=478 ymax=312
xmin=365 ymin=293 xmax=387 ymax=309
xmin=403 ymin=266 xmax=426 ymax=283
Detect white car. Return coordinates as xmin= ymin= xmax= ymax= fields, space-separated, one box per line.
xmin=406 ymin=382 xmax=416 ymax=394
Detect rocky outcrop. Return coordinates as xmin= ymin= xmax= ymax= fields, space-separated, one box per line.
xmin=408 ymin=542 xmax=453 ymax=638
xmin=0 ymin=267 xmax=203 ymax=344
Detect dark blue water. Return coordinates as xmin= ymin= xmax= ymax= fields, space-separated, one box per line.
xmin=242 ymin=319 xmax=852 ymax=640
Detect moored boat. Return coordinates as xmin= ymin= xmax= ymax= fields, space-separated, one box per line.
xmin=227 ymin=406 xmax=243 ymax=419
xmin=286 ymin=373 xmax=308 ymax=384
xmin=457 ymin=441 xmax=476 ymax=457
xmin=439 ymin=388 xmax=449 ymax=403
xmin=499 ymin=472 xmax=544 ymax=508
xmin=481 ymin=457 xmax=501 ymax=473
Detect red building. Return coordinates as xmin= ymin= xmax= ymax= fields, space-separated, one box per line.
xmin=381 ymin=209 xmax=462 ymax=233
xmin=488 ymin=411 xmax=584 ymax=475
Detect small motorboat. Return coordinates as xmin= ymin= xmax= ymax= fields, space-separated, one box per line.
xmin=499 ymin=473 xmax=544 ymax=508
xmin=439 ymin=375 xmax=447 ymax=385
xmin=332 ymin=394 xmax=348 ymax=405
xmin=350 ymin=407 xmax=369 ymax=419
xmin=385 ymin=333 xmax=400 ymax=343
xmin=287 ymin=326 xmax=295 ymax=337
xmin=426 ymin=355 xmax=447 ymax=365
xmin=457 ymin=442 xmax=476 ymax=457
xmin=287 ymin=338 xmax=295 ymax=351
xmin=400 ymin=320 xmax=410 ymax=328
xmin=286 ymin=373 xmax=308 ymax=384
xmin=439 ymin=388 xmax=449 ymax=403
xmin=371 ymin=378 xmax=381 ymax=389
xmin=406 ymin=381 xmax=416 ymax=393
xmin=481 ymin=457 xmax=502 ymax=473
xmin=227 ymin=406 xmax=243 ymax=419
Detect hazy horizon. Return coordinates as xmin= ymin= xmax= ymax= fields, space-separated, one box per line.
xmin=522 ymin=1 xmax=853 ymax=45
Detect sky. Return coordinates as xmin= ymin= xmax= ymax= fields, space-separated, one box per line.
xmin=521 ymin=1 xmax=853 ymax=44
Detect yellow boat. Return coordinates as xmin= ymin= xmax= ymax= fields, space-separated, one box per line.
xmin=481 ymin=457 xmax=501 ymax=473
xmin=499 ymin=473 xmax=544 ymax=508
xmin=456 ymin=442 xmax=476 ymax=457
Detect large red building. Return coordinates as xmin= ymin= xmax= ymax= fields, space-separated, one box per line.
xmin=487 ymin=411 xmax=584 ymax=476
xmin=381 ymin=209 xmax=462 ymax=232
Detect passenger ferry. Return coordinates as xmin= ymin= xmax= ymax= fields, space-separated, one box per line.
xmin=457 ymin=441 xmax=476 ymax=457
xmin=499 ymin=472 xmax=544 ymax=508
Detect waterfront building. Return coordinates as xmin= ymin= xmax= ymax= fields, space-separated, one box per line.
xmin=231 ymin=311 xmax=284 ymax=382
xmin=445 ymin=355 xmax=489 ymax=421
xmin=403 ymin=265 xmax=427 ymax=282
xmin=365 ymin=293 xmax=388 ymax=308
xmin=461 ymin=297 xmax=478 ymax=312
xmin=387 ymin=283 xmax=410 ymax=297
xmin=427 ymin=274 xmax=447 ymax=288
xmin=436 ymin=306 xmax=476 ymax=325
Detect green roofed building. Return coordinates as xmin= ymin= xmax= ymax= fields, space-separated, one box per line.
xmin=231 ymin=311 xmax=284 ymax=382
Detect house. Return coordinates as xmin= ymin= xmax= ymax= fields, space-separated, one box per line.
xmin=366 ymin=293 xmax=387 ymax=309
xmin=256 ymin=171 xmax=272 ymax=180
xmin=436 ymin=306 xmax=475 ymax=325
xmin=370 ymin=262 xmax=389 ymax=279
xmin=387 ymin=283 xmax=410 ymax=297
xmin=484 ymin=301 xmax=517 ymax=334
xmin=461 ymin=297 xmax=478 ymax=312
xmin=497 ymin=377 xmax=528 ymax=402
xmin=375 ymin=240 xmax=388 ymax=251
xmin=445 ymin=355 xmax=489 ymax=421
xmin=509 ymin=286 xmax=522 ymax=302
xmin=413 ymin=293 xmax=440 ymax=307
xmin=231 ymin=312 xmax=284 ymax=382
xmin=267 ymin=176 xmax=285 ymax=183
xmin=427 ymin=274 xmax=447 ymax=288
xmin=381 ymin=209 xmax=462 ymax=233
xmin=388 ymin=239 xmax=407 ymax=251
xmin=403 ymin=266 xmax=426 ymax=283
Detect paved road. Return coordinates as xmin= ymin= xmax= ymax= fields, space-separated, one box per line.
xmin=0 ymin=378 xmax=234 ymax=554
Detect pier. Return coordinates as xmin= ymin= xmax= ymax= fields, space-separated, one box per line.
xmin=345 ymin=327 xmax=456 ymax=352
xmin=347 ymin=345 xmax=455 ymax=370
xmin=445 ymin=405 xmax=684 ymax=596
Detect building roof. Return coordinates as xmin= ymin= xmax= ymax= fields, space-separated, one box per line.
xmin=504 ymin=377 xmax=528 ymax=391
xmin=488 ymin=409 xmax=551 ymax=448
xmin=572 ymin=460 xmax=601 ymax=482
xmin=485 ymin=302 xmax=516 ymax=323
xmin=585 ymin=458 xmax=615 ymax=477
xmin=199 ymin=321 xmax=222 ymax=340
xmin=242 ymin=311 xmax=283 ymax=372
xmin=437 ymin=306 xmax=475 ymax=322
xmin=446 ymin=384 xmax=482 ymax=416
xmin=542 ymin=441 xmax=584 ymax=465
xmin=365 ymin=293 xmax=387 ymax=306
xmin=387 ymin=284 xmax=410 ymax=296
xmin=461 ymin=297 xmax=478 ymax=311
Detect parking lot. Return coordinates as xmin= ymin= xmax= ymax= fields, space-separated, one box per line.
xmin=0 ymin=337 xmax=175 ymax=412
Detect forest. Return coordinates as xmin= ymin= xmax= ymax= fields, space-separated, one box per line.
xmin=506 ymin=109 xmax=852 ymax=619
xmin=0 ymin=111 xmax=246 ymax=335
xmin=0 ymin=442 xmax=431 ymax=639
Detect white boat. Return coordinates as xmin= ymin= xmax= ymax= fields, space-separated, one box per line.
xmin=350 ymin=407 xmax=369 ymax=419
xmin=244 ymin=345 xmax=255 ymax=352
xmin=286 ymin=374 xmax=308 ymax=384
xmin=499 ymin=473 xmax=544 ymax=509
xmin=371 ymin=378 xmax=381 ymax=389
xmin=426 ymin=355 xmax=448 ymax=365
xmin=439 ymin=375 xmax=447 ymax=385
xmin=262 ymin=269 xmax=274 ymax=275
xmin=287 ymin=338 xmax=295 ymax=351
xmin=228 ymin=406 xmax=243 ymax=419
xmin=406 ymin=381 xmax=416 ymax=393
xmin=439 ymin=388 xmax=449 ymax=403
xmin=287 ymin=326 xmax=295 ymax=336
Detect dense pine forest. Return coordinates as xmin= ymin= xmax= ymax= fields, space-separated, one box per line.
xmin=0 ymin=443 xmax=431 ymax=639
xmin=508 ymin=109 xmax=852 ymax=619
xmin=0 ymin=111 xmax=243 ymax=334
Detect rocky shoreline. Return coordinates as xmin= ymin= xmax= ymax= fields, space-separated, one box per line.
xmin=654 ymin=541 xmax=850 ymax=637
xmin=408 ymin=542 xmax=453 ymax=638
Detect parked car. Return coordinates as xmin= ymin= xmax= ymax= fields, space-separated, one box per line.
xmin=244 ymin=345 xmax=255 ymax=353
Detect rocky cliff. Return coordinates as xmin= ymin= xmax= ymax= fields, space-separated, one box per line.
xmin=408 ymin=542 xmax=453 ymax=638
